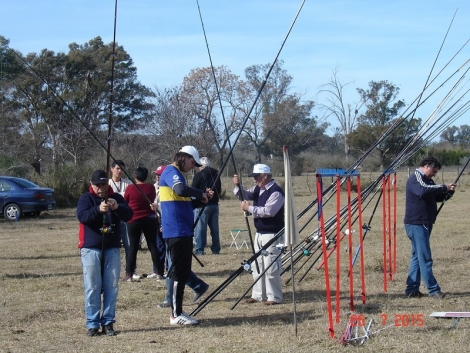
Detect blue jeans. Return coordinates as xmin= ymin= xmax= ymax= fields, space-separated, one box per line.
xmin=80 ymin=247 xmax=121 ymax=329
xmin=194 ymin=205 xmax=221 ymax=254
xmin=164 ymin=243 xmax=207 ymax=303
xmin=405 ymin=224 xmax=440 ymax=295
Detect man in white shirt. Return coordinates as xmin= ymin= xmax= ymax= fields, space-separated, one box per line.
xmin=108 ymin=160 xmax=139 ymax=279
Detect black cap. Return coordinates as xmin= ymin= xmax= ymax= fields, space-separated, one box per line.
xmin=91 ymin=170 xmax=107 ymax=185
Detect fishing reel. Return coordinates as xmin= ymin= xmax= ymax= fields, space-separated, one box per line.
xmin=100 ymin=225 xmax=115 ymax=235
xmin=444 ymin=190 xmax=455 ymax=201
xmin=275 ymin=243 xmax=288 ymax=254
xmin=242 ymin=260 xmax=252 ymax=274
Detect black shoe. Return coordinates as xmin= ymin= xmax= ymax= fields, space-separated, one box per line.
xmin=192 ymin=284 xmax=209 ymax=303
xmin=87 ymin=328 xmax=99 ymax=337
xmin=406 ymin=291 xmax=424 ymax=298
xmin=102 ymin=323 xmax=117 ymax=336
xmin=430 ymin=292 xmax=446 ymax=300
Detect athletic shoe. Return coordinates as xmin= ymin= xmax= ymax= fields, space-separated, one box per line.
xmin=430 ymin=292 xmax=446 ymax=299
xmin=170 ymin=312 xmax=200 ymax=325
xmin=406 ymin=291 xmax=424 ymax=298
xmin=147 ymin=273 xmax=157 ymax=279
xmin=192 ymin=283 xmax=209 ymax=303
xmin=102 ymin=323 xmax=117 ymax=336
xmin=132 ymin=273 xmax=141 ymax=280
xmin=156 ymin=274 xmax=165 ymax=281
xmin=157 ymin=301 xmax=171 ymax=309
xmin=87 ymin=328 xmax=99 ymax=337
xmin=122 ymin=274 xmax=133 ymax=282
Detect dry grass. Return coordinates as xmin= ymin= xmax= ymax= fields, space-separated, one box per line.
xmin=1 ymin=172 xmax=470 ymax=353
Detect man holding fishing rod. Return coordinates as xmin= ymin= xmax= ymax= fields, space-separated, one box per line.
xmin=404 ymin=156 xmax=456 ymax=299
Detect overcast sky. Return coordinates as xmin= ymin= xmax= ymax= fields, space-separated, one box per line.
xmin=2 ymin=0 xmax=470 ymax=132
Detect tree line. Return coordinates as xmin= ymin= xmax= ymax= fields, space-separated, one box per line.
xmin=1 ymin=36 xmax=468 ymax=206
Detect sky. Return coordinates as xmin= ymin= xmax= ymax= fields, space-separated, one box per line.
xmin=2 ymin=0 xmax=470 ymax=134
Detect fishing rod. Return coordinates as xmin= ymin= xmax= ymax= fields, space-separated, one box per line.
xmin=189 ymin=0 xmax=307 ymax=316
xmin=436 ymin=156 xmax=470 ymax=216
xmin=101 ymin=0 xmax=118 ymax=273
xmin=195 ymin=0 xmax=259 ymax=272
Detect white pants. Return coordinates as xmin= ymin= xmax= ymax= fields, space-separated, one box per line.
xmin=251 ymin=232 xmax=283 ymax=303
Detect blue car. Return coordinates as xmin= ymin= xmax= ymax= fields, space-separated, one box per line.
xmin=0 ymin=176 xmax=56 ymax=220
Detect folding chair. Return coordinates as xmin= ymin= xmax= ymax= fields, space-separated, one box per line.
xmin=229 ymin=229 xmax=249 ymax=250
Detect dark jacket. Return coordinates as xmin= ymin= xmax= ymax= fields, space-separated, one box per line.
xmin=77 ymin=186 xmax=133 ymax=249
xmin=192 ymin=166 xmax=221 ymax=205
xmin=404 ymin=169 xmax=448 ymax=225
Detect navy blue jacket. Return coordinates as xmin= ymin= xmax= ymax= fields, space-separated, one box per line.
xmin=77 ymin=186 xmax=133 ymax=249
xmin=404 ymin=169 xmax=448 ymax=225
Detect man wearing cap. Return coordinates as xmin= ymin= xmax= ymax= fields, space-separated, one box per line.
xmin=77 ymin=170 xmax=133 ymax=337
xmin=159 ymin=146 xmax=213 ymax=325
xmin=233 ymin=164 xmax=285 ymax=305
xmin=192 ymin=157 xmax=222 ymax=255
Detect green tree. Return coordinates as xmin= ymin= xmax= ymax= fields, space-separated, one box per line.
xmin=2 ymin=37 xmax=154 ymax=172
xmin=347 ymin=80 xmax=409 ymax=169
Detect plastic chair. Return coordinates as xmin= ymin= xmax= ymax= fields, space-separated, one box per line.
xmin=229 ymin=229 xmax=249 ymax=250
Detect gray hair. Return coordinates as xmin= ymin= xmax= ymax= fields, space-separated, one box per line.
xmin=200 ymin=157 xmax=210 ymax=167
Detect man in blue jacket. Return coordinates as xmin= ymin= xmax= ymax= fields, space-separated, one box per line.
xmin=404 ymin=157 xmax=456 ymax=299
xmin=77 ymin=170 xmax=133 ymax=336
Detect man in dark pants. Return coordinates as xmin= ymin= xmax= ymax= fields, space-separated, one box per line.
xmin=159 ymin=146 xmax=212 ymax=325
xmin=192 ymin=157 xmax=222 ymax=255
xmin=404 ymin=156 xmax=456 ymax=299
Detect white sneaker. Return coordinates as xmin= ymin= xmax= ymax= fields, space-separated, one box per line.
xmin=170 ymin=312 xmax=200 ymax=326
xmin=147 ymin=273 xmax=157 ymax=279
xmin=132 ymin=273 xmax=141 ymax=280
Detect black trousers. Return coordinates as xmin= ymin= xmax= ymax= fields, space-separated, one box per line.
xmin=166 ymin=236 xmax=193 ymax=317
xmin=126 ymin=216 xmax=160 ymax=275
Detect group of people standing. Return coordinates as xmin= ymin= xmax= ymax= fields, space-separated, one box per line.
xmin=76 ymin=146 xmax=453 ymax=338
xmin=76 ymin=146 xmax=221 ymax=335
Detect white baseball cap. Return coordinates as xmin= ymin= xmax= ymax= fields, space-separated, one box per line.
xmin=179 ymin=146 xmax=202 ymax=167
xmin=249 ymin=164 xmax=271 ymax=177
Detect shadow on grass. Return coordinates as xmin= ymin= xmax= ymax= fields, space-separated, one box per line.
xmin=4 ymin=271 xmax=82 ymax=279
xmin=119 ymin=309 xmax=323 ymax=334
xmin=0 ymin=253 xmax=78 ymax=260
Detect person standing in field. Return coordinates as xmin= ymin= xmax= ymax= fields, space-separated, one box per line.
xmin=159 ymin=146 xmax=212 ymax=325
xmin=108 ymin=160 xmax=139 ymax=280
xmin=77 ymin=170 xmax=133 ymax=337
xmin=233 ymin=163 xmax=285 ymax=305
xmin=123 ymin=167 xmax=162 ymax=282
xmin=192 ymin=157 xmax=222 ymax=255
xmin=404 ymin=156 xmax=456 ymax=299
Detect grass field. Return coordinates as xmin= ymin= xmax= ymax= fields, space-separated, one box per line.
xmin=1 ymin=172 xmax=470 ymax=353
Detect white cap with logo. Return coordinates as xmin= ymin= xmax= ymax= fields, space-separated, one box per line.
xmin=249 ymin=164 xmax=271 ymax=177
xmin=179 ymin=146 xmax=202 ymax=167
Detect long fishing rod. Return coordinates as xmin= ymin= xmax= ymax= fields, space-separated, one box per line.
xmin=392 ymin=9 xmax=459 ymax=156
xmin=436 ymin=156 xmax=470 ymax=216
xmin=293 ymin=58 xmax=470 ymax=245
xmin=189 ymin=0 xmax=307 ymax=316
xmin=195 ymin=0 xmax=259 ymax=273
xmin=101 ymin=0 xmax=118 ymax=273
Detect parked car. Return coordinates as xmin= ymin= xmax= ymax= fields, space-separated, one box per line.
xmin=0 ymin=176 xmax=56 ymax=220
